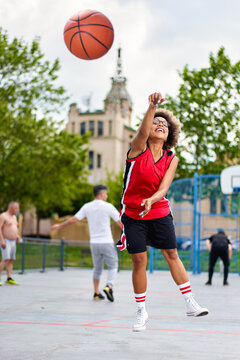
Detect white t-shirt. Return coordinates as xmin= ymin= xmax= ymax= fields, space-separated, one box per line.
xmin=74 ymin=200 xmax=120 ymax=244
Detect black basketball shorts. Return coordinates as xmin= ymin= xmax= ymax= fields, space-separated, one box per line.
xmin=117 ymin=212 xmax=177 ymax=254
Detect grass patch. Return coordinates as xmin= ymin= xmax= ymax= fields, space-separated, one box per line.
xmin=150 ymin=249 xmax=192 ymax=271
xmin=13 ymin=243 xmax=239 ymax=273
xmin=200 ymin=250 xmax=239 ymax=273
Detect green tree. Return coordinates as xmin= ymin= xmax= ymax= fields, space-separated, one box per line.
xmin=54 ymin=182 xmax=94 ymax=217
xmin=0 ymin=28 xmax=89 ymax=231
xmin=27 ymin=128 xmax=89 ymax=230
xmin=165 ymin=47 xmax=240 ymax=178
xmin=105 ymin=170 xmax=124 ymax=210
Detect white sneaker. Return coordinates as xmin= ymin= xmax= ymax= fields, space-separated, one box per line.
xmin=132 ymin=308 xmax=149 ymax=332
xmin=186 ymin=295 xmax=209 ymax=317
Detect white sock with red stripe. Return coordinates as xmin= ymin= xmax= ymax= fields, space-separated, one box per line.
xmin=135 ymin=292 xmax=146 ymax=309
xmin=178 ymin=281 xmax=192 ymax=299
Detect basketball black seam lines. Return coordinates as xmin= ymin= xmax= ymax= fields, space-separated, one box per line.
xmin=76 ymin=15 xmax=91 ymax=59
xmin=78 ymin=31 xmax=110 ymax=50
xmin=70 ymin=32 xmax=89 ymax=58
xmin=69 ymin=30 xmax=110 ymax=58
xmin=70 ymin=11 xmax=100 ymax=22
xmin=68 ymin=15 xmax=112 ymax=59
xmin=64 ymin=23 xmax=114 ymax=35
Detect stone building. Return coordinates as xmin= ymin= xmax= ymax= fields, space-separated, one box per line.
xmin=66 ymin=48 xmax=136 ymax=183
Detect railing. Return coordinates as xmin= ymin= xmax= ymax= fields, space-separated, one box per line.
xmin=15 ymin=237 xmax=133 ymax=273
xmin=17 ymin=237 xmax=239 ymax=275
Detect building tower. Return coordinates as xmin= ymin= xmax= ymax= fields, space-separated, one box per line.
xmin=66 ymin=48 xmax=136 ymax=183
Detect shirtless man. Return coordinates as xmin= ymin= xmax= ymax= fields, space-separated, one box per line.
xmin=0 ymin=201 xmax=20 ymax=286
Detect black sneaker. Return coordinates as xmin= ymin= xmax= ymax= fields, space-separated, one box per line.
xmin=103 ymin=285 xmax=114 ymax=302
xmin=205 ymin=281 xmax=212 ymax=285
xmin=93 ymin=293 xmax=105 ymax=300
xmin=223 ymin=281 xmax=229 ymax=286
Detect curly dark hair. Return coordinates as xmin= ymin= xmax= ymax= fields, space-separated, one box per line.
xmin=154 ymin=108 xmax=181 ymax=149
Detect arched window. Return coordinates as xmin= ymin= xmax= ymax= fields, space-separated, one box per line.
xmin=98 ymin=121 xmax=103 ymax=136
xmin=97 ymin=154 xmax=101 ymax=168
xmin=80 ymin=122 xmax=86 ymax=135
xmin=89 ymin=120 xmax=94 ymax=136
xmin=89 ymin=151 xmax=94 ymax=169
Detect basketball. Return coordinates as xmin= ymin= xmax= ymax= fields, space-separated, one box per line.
xmin=63 ymin=9 xmax=114 ymax=60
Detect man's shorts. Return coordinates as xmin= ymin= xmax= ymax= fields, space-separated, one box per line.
xmin=1 ymin=239 xmax=17 ymax=260
xmin=117 ymin=212 xmax=177 ymax=254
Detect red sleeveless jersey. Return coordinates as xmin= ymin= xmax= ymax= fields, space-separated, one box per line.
xmin=121 ymin=147 xmax=175 ymax=220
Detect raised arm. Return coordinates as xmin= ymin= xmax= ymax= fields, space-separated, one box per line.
xmin=51 ymin=216 xmax=79 ymax=231
xmin=129 ymin=92 xmax=165 ymax=158
xmin=139 ymin=157 xmax=178 ymax=217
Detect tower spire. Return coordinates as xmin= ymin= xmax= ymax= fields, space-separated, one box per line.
xmin=113 ymin=47 xmax=126 ymax=82
xmin=104 ymin=47 xmax=132 ymax=114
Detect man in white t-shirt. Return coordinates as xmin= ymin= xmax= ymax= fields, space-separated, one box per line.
xmin=51 ymin=185 xmax=122 ymax=302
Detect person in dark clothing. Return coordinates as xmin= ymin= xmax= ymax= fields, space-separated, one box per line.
xmin=205 ymin=229 xmax=232 ymax=286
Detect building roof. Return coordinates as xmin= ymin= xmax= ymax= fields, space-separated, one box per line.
xmin=124 ymin=124 xmax=136 ymax=132
xmin=104 ymin=48 xmax=132 ymax=106
xmin=80 ymin=110 xmax=104 ymax=115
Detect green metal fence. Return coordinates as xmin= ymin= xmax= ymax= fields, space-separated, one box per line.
xmin=15 ymin=237 xmax=133 ymax=273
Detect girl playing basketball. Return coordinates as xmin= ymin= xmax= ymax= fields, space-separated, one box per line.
xmin=117 ymin=92 xmax=208 ymax=331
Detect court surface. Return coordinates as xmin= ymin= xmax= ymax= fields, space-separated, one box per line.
xmin=0 ymin=268 xmax=240 ymax=360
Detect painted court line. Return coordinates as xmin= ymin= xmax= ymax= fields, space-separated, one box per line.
xmin=1 ymin=320 xmax=240 ymax=336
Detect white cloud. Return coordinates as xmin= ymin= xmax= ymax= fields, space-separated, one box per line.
xmin=0 ymin=0 xmax=239 ymax=126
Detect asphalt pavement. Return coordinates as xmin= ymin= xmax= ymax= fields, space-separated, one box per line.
xmin=0 ymin=268 xmax=240 ymax=360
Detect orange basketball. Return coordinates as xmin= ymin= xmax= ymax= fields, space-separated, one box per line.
xmin=63 ymin=9 xmax=114 ymax=60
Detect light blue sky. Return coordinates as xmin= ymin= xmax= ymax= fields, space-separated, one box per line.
xmin=1 ymin=0 xmax=239 ymax=126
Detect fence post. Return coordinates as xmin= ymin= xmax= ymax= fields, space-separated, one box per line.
xmin=193 ymin=173 xmax=198 ymax=275
xmin=238 ymin=215 xmax=240 ymax=276
xmin=197 ymin=175 xmax=202 ymax=274
xmin=19 ymin=238 xmax=26 ymax=274
xmin=40 ymin=241 xmax=47 ymax=273
xmin=60 ymin=237 xmax=65 ymax=271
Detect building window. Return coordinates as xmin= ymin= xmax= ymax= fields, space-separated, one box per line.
xmin=71 ymin=121 xmax=75 ymax=133
xmin=89 ymin=151 xmax=94 ymax=169
xmin=98 ymin=121 xmax=103 ymax=136
xmin=80 ymin=122 xmax=86 ymax=135
xmin=97 ymin=154 xmax=101 ymax=168
xmin=109 ymin=120 xmax=112 ymax=136
xmin=89 ymin=120 xmax=94 ymax=136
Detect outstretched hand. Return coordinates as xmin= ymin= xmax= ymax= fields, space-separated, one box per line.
xmin=51 ymin=224 xmax=60 ymax=231
xmin=139 ymin=198 xmax=153 ymax=218
xmin=148 ymin=92 xmax=165 ymax=107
